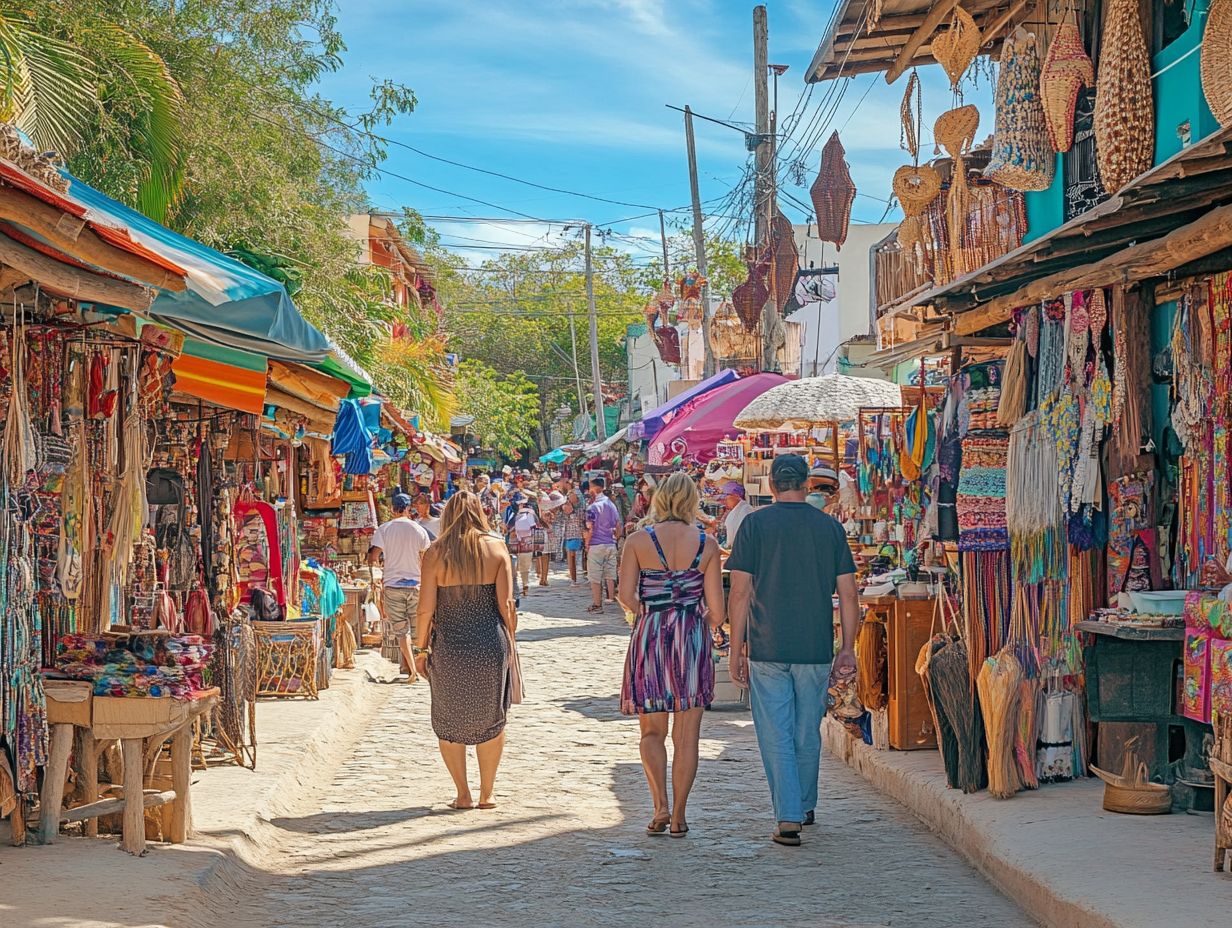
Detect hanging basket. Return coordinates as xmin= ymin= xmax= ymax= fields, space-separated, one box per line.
xmin=1040 ymin=17 xmax=1095 ymax=153
xmin=935 ymin=105 xmax=980 ymax=158
xmin=711 ymin=299 xmax=759 ymax=359
xmin=984 ymin=30 xmax=1055 ymax=192
xmin=1202 ymin=0 xmax=1232 ymax=127
xmin=770 ymin=210 xmax=798 ymax=313
xmin=811 ymin=131 xmax=856 ymax=250
xmin=933 ymin=5 xmax=981 ymax=90
xmin=893 ymin=164 xmax=943 ymax=218
xmin=1094 ymin=0 xmax=1154 ymax=192
xmin=732 ymin=262 xmax=770 ymax=333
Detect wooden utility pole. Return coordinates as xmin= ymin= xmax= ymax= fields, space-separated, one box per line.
xmin=585 ymin=223 xmax=607 ymax=441
xmin=658 ymin=209 xmax=671 ymax=278
xmin=752 ymin=5 xmax=777 ymax=371
xmin=567 ymin=310 xmax=588 ymax=424
xmin=684 ymin=106 xmax=716 ymax=378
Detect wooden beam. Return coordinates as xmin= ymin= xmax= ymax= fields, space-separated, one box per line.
xmin=0 ymin=186 xmax=185 ymax=291
xmin=0 ymin=232 xmax=154 ymax=312
xmin=887 ymin=0 xmax=962 ymax=84
xmin=954 ymin=201 xmax=1232 ymax=334
xmin=980 ymin=0 xmax=1033 ymax=49
xmin=60 ymin=790 xmax=176 ymax=825
xmin=837 ymin=12 xmax=931 ymax=37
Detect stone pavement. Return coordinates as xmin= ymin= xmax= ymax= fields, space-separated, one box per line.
xmin=181 ymin=573 xmax=1032 ymax=928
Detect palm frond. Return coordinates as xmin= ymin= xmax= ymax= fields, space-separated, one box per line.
xmin=0 ymin=12 xmax=95 ymax=154
xmin=374 ymin=337 xmax=456 ymax=431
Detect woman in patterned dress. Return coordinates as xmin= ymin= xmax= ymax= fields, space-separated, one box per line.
xmin=617 ymin=472 xmax=726 ymax=838
xmin=414 ymin=492 xmax=517 ymax=810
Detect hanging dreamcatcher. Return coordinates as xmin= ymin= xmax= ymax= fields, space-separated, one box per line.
xmin=1040 ymin=14 xmax=1095 ymax=153
xmin=1094 ymin=0 xmax=1155 ymax=192
xmin=932 ymin=5 xmax=981 ymax=91
xmin=985 ymin=29 xmax=1055 ymax=191
xmin=811 ymin=131 xmax=856 ymax=250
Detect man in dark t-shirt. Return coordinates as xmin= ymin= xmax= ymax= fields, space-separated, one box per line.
xmin=726 ymin=454 xmax=859 ymax=847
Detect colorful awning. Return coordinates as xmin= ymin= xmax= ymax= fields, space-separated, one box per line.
xmin=626 ymin=369 xmax=740 ymax=441
xmin=171 ymin=337 xmax=268 ymax=414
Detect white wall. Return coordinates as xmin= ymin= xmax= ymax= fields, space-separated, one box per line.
xmin=626 ymin=323 xmax=677 ymax=416
xmin=788 ymin=222 xmax=895 ymax=377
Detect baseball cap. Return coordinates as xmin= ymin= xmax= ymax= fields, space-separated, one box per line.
xmin=770 ymin=454 xmax=809 ymax=482
xmin=392 ymin=493 xmax=413 ymax=512
xmin=809 ymin=464 xmax=839 ymax=483
xmin=722 ymin=481 xmax=745 ymax=498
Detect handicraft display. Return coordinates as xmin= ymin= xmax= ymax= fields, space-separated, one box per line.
xmin=1093 ymin=0 xmax=1154 ymax=192
xmin=811 ymin=131 xmax=856 ymax=250
xmin=1040 ymin=15 xmax=1095 ymax=153
xmin=985 ymin=29 xmax=1055 ymax=191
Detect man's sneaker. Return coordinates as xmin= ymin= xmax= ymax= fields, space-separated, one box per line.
xmin=802 ymin=810 xmax=815 ymax=826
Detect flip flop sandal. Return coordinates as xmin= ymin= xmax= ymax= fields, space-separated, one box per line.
xmin=670 ymin=823 xmax=689 ymax=839
xmin=477 ymin=802 xmax=497 ymax=810
xmin=586 ymin=605 xmax=604 ymax=614
xmin=446 ymin=800 xmax=475 ymax=811
xmin=646 ymin=815 xmax=670 ymax=836
xmin=772 ymin=825 xmax=801 ymax=847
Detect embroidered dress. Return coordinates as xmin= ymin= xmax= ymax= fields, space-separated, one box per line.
xmin=620 ymin=526 xmax=714 ymax=715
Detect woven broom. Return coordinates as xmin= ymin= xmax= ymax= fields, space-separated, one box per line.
xmin=929 ymin=636 xmax=988 ymax=793
xmin=977 ymin=648 xmax=1025 ymax=799
xmin=1202 ymin=0 xmax=1232 ymax=127
xmin=812 ymin=131 xmax=856 ymax=250
xmin=918 ymin=635 xmax=961 ymax=786
xmin=1094 ymin=0 xmax=1154 ymax=192
xmin=1040 ymin=16 xmax=1095 ymax=153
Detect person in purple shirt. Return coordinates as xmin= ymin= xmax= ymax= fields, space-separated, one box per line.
xmin=584 ymin=476 xmax=623 ymax=613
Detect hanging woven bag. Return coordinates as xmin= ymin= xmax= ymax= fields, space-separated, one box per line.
xmin=770 ymin=209 xmax=798 ymax=313
xmin=985 ymin=29 xmax=1055 ymax=192
xmin=893 ymin=163 xmax=943 ymax=217
xmin=1040 ymin=16 xmax=1095 ymax=153
xmin=811 ymin=131 xmax=856 ymax=250
xmin=932 ymin=5 xmax=981 ymax=90
xmin=1094 ymin=0 xmax=1154 ymax=192
xmin=1202 ymin=0 xmax=1232 ymax=127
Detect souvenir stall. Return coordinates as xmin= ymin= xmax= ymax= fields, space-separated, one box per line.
xmin=647 ymin=372 xmax=788 ymax=466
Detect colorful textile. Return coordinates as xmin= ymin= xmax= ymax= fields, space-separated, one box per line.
xmin=1183 ymin=630 xmax=1212 ymax=723
xmin=620 ymin=527 xmax=714 ymax=715
xmin=956 ymin=435 xmax=1009 ymax=551
xmin=1212 ymin=637 xmax=1232 ymax=718
xmin=56 ymin=633 xmax=212 ymax=699
xmin=1107 ymin=473 xmax=1156 ymax=598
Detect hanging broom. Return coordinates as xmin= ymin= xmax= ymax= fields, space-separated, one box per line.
xmin=978 ymin=648 xmax=1025 ymax=799
xmin=929 ymin=636 xmax=987 ymax=793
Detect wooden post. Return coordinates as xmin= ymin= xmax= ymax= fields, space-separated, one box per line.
xmin=37 ymin=723 xmax=74 ymax=844
xmin=169 ymin=724 xmax=192 ymax=843
xmin=0 ymin=232 xmax=155 ymax=311
xmin=684 ymin=106 xmax=717 ymax=378
xmin=121 ymin=738 xmax=146 ymax=855
xmin=886 ymin=0 xmax=963 ymax=84
xmin=78 ymin=728 xmax=99 ymax=837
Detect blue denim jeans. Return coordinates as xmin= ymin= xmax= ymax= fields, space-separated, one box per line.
xmin=748 ymin=660 xmax=830 ymax=824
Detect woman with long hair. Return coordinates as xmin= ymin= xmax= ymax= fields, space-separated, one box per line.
xmin=414 ymin=491 xmax=517 ymax=810
xmin=617 ymin=472 xmax=726 ymax=838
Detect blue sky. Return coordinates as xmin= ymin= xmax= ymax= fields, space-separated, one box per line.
xmin=314 ymin=1 xmax=967 ymax=264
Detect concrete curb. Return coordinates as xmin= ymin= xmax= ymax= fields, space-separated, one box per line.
xmin=822 ymin=717 xmax=1114 ymax=928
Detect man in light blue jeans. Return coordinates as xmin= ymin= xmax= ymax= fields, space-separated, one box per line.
xmin=726 ymin=454 xmax=860 ymax=847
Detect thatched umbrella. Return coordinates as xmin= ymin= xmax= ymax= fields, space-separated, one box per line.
xmin=733 ymin=374 xmax=903 ymax=430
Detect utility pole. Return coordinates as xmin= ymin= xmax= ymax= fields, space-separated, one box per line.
xmin=585 ymin=223 xmax=607 ymax=441
xmin=752 ymin=4 xmax=776 ymax=372
xmin=684 ymin=105 xmax=716 ymax=378
xmin=567 ymin=311 xmax=588 ymax=425
xmin=658 ymin=209 xmax=671 ymax=279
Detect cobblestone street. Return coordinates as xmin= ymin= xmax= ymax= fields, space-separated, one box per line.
xmin=206 ymin=576 xmax=1033 ymax=928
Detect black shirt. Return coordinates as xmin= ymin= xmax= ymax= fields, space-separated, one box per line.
xmin=725 ymin=501 xmax=856 ymax=664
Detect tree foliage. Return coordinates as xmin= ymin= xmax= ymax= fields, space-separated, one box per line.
xmin=455 ymin=360 xmax=540 ymax=458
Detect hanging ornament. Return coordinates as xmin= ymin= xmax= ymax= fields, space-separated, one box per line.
xmin=984 ymin=29 xmax=1055 ymax=192
xmin=769 ymin=209 xmax=798 ymax=313
xmin=652 ymin=324 xmax=681 ymax=364
xmin=653 ymin=280 xmax=676 ymax=326
xmin=1094 ymin=0 xmax=1154 ymax=192
xmin=900 ymin=70 xmax=922 ymax=162
xmin=676 ymin=268 xmax=706 ymax=330
xmin=811 ymin=131 xmax=856 ymax=250
xmin=1040 ymin=15 xmax=1095 ymax=153
xmin=1089 ymin=287 xmax=1107 ymax=337
xmin=1201 ymin=0 xmax=1232 ymax=127
xmin=893 ymin=164 xmax=943 ymax=218
xmin=732 ymin=261 xmax=770 ymax=332
xmin=932 ymin=5 xmax=981 ymax=90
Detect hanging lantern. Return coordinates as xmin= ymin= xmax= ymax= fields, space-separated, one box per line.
xmin=770 ymin=210 xmax=798 ymax=314
xmin=984 ymin=29 xmax=1055 ymax=192
xmin=1040 ymin=16 xmax=1095 ymax=153
xmin=1094 ymin=0 xmax=1155 ymax=192
xmin=811 ymin=131 xmax=856 ymax=250
xmin=732 ymin=261 xmax=770 ymax=332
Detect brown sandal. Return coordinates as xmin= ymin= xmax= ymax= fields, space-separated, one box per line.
xmin=772 ymin=823 xmax=801 ymax=846
xmin=646 ymin=814 xmax=670 ymax=836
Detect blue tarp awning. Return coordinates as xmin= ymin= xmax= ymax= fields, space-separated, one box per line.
xmin=62 ymin=173 xmax=330 ymax=363
xmin=625 ymin=369 xmax=740 ymax=441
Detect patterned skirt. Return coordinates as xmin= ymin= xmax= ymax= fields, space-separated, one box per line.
xmin=620 ymin=603 xmax=714 ymax=715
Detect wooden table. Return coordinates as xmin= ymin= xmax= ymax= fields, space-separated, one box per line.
xmin=40 ymin=685 xmax=218 ymax=854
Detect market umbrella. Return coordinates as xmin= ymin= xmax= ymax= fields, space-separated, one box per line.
xmin=732 ymin=374 xmax=902 ymax=430
xmin=626 ymin=368 xmax=739 ymax=441
xmin=539 ymin=448 xmax=569 ymax=465
xmin=648 ymin=373 xmax=787 ymax=465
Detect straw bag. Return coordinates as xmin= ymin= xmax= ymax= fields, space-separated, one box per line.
xmin=932 ymin=5 xmax=981 ymax=89
xmin=1094 ymin=0 xmax=1154 ymax=192
xmin=811 ymin=131 xmax=856 ymax=250
xmin=893 ymin=164 xmax=942 ymax=218
xmin=935 ymin=106 xmax=980 ymax=158
xmin=1202 ymin=0 xmax=1232 ymax=127
xmin=1091 ymin=753 xmax=1172 ymax=814
xmin=985 ymin=29 xmax=1055 ymax=191
xmin=1040 ymin=16 xmax=1094 ymax=153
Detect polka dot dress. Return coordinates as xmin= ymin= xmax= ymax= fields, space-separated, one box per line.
xmin=427 ymin=583 xmax=511 ymax=745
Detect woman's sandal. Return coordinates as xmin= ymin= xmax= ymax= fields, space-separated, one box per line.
xmin=772 ymin=824 xmax=801 ymax=847
xmin=646 ymin=814 xmax=671 ymax=836
xmin=586 ymin=604 xmax=604 ymax=614
xmin=669 ymin=823 xmax=689 ymax=839
xmin=477 ymin=801 xmax=497 ymax=810
xmin=446 ymin=800 xmax=474 ymax=811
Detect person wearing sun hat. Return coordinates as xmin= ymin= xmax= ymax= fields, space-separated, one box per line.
xmin=539 ymin=490 xmax=567 ymax=581
xmin=806 ymin=464 xmax=839 ymax=513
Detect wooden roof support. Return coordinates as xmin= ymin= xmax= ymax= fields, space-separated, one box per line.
xmin=887 ymin=0 xmax=963 ymax=83
xmin=0 ymin=231 xmax=155 ymax=312
xmin=954 ymin=201 xmax=1232 ymax=334
xmin=0 ymin=186 xmax=185 ymax=291
xmin=979 ymin=0 xmax=1033 ymax=49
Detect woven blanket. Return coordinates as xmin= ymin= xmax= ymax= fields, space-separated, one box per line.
xmin=957 ymin=435 xmax=1009 ymax=551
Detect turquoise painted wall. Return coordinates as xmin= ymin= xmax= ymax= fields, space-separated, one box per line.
xmin=1150 ymin=298 xmax=1176 ymax=454
xmin=1023 ymin=156 xmax=1065 ymax=244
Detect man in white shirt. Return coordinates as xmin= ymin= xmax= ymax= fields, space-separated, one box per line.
xmin=722 ymin=481 xmax=755 ymax=550
xmin=368 ymin=493 xmax=431 ymax=682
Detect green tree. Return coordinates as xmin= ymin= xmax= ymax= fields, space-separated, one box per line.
xmin=455 ymin=360 xmax=540 ymax=459
xmin=638 ymin=231 xmax=748 ymax=298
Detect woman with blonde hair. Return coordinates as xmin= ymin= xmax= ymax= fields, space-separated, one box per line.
xmin=618 ymin=471 xmax=726 ymax=837
xmin=415 ymin=491 xmax=517 ymax=810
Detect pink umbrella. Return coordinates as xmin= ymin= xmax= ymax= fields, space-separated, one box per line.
xmin=648 ymin=373 xmax=789 ymax=465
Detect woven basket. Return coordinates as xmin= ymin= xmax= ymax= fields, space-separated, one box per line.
xmin=811 ymin=131 xmax=856 ymax=249
xmin=1040 ymin=17 xmax=1095 ymax=153
xmin=935 ymin=105 xmax=980 ymax=158
xmin=985 ymin=29 xmax=1055 ymax=192
xmin=893 ymin=164 xmax=943 ymax=217
xmin=770 ymin=209 xmax=798 ymax=312
xmin=1202 ymin=0 xmax=1232 ymax=127
xmin=933 ymin=5 xmax=981 ymax=89
xmin=1091 ymin=761 xmax=1172 ymax=815
xmin=1094 ymin=0 xmax=1154 ymax=192
xmin=711 ymin=299 xmax=759 ymax=358
xmin=732 ymin=262 xmax=770 ymax=332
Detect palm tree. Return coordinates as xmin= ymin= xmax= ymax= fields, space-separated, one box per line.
xmin=0 ymin=5 xmax=185 ymax=221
